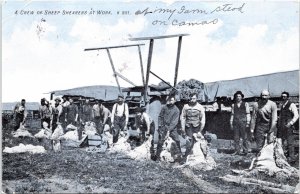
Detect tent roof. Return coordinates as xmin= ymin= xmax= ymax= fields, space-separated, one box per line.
xmin=204 ymin=70 xmax=299 ymax=101
xmin=51 ymin=85 xmax=121 ymax=101
xmin=49 ymin=70 xmax=299 ymax=103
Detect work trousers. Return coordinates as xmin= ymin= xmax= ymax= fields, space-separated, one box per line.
xmin=14 ymin=113 xmax=24 ymax=130
xmin=184 ymin=125 xmax=200 ymax=157
xmin=233 ymin=121 xmax=249 ymax=153
xmin=112 ymin=116 xmax=126 ymax=143
xmin=279 ymin=124 xmax=296 ymax=158
xmin=156 ymin=127 xmax=181 ymax=158
xmin=255 ymin=123 xmax=272 ymax=151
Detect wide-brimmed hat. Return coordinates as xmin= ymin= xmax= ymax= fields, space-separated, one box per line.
xmin=54 ymin=97 xmax=61 ymax=102
xmin=233 ymin=91 xmax=244 ymax=99
xmin=118 ymin=94 xmax=124 ymax=99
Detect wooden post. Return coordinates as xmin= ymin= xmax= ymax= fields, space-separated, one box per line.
xmin=174 ymin=36 xmax=182 ymax=87
xmin=138 ymin=45 xmax=145 ymax=87
xmin=144 ymin=39 xmax=154 ymax=105
xmin=138 ymin=45 xmax=147 ymax=104
xmin=106 ymin=49 xmax=122 ymax=93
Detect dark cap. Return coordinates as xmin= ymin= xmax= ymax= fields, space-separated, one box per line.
xmin=97 ymin=99 xmax=104 ymax=103
xmin=234 ymin=91 xmax=244 ymax=99
xmin=54 ymin=97 xmax=61 ymax=102
xmin=118 ymin=94 xmax=124 ymax=99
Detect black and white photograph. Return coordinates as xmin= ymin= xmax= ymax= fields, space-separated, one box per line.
xmin=1 ymin=0 xmax=299 ymax=193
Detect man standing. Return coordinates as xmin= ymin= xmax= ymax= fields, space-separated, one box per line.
xmin=39 ymin=98 xmax=52 ymax=128
xmin=13 ymin=99 xmax=27 ymax=130
xmin=155 ymin=95 xmax=182 ymax=162
xmin=66 ymin=98 xmax=79 ymax=127
xmin=80 ymin=99 xmax=93 ymax=124
xmin=135 ymin=106 xmax=155 ymax=143
xmin=78 ymin=99 xmax=93 ymax=139
xmin=92 ymin=100 xmax=102 ymax=135
xmin=230 ymin=91 xmax=251 ymax=155
xmin=51 ymin=97 xmax=63 ymax=131
xmin=111 ymin=94 xmax=129 ymax=143
xmin=61 ymin=96 xmax=70 ymax=129
xmin=181 ymin=93 xmax=206 ymax=159
xmin=250 ymin=90 xmax=278 ymax=152
xmin=277 ymin=91 xmax=299 ymax=162
xmin=98 ymin=100 xmax=112 ymax=134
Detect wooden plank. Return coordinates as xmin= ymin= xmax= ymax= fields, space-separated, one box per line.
xmin=84 ymin=43 xmax=145 ymax=51
xmin=115 ymin=72 xmax=137 ymax=86
xmin=144 ymin=39 xmax=154 ymax=103
xmin=174 ymin=36 xmax=182 ymax=86
xmin=129 ymin=34 xmax=189 ymax=41
xmin=150 ymin=71 xmax=178 ymax=91
xmin=106 ymin=49 xmax=122 ymax=93
xmin=137 ymin=45 xmax=145 ymax=86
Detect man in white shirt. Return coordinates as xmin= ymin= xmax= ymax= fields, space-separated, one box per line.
xmin=181 ymin=93 xmax=206 ymax=160
xmin=111 ymin=94 xmax=129 ymax=143
xmin=277 ymin=91 xmax=299 ymax=162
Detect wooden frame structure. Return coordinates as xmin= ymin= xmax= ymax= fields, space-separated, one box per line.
xmin=84 ymin=43 xmax=145 ymax=94
xmin=129 ymin=33 xmax=189 ymax=104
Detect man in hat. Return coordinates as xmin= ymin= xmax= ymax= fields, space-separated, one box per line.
xmin=39 ymin=98 xmax=52 ymax=128
xmin=181 ymin=93 xmax=206 ymax=160
xmin=154 ymin=95 xmax=182 ymax=162
xmin=51 ymin=97 xmax=63 ymax=131
xmin=277 ymin=91 xmax=299 ymax=162
xmin=92 ymin=100 xmax=102 ymax=135
xmin=111 ymin=94 xmax=129 ymax=143
xmin=98 ymin=100 xmax=112 ymax=134
xmin=61 ymin=96 xmax=70 ymax=129
xmin=135 ymin=106 xmax=155 ymax=143
xmin=230 ymin=91 xmax=251 ymax=155
xmin=80 ymin=99 xmax=93 ymax=124
xmin=13 ymin=99 xmax=27 ymax=130
xmin=250 ymin=90 xmax=277 ymax=152
xmin=66 ymin=98 xmax=79 ymax=126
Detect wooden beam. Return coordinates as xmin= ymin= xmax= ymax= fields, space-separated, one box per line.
xmin=174 ymin=36 xmax=182 ymax=87
xmin=84 ymin=44 xmax=145 ymax=51
xmin=115 ymin=72 xmax=137 ymax=86
xmin=144 ymin=39 xmax=154 ymax=104
xmin=106 ymin=49 xmax=122 ymax=93
xmin=138 ymin=45 xmax=145 ymax=86
xmin=150 ymin=71 xmax=178 ymax=91
xmin=138 ymin=45 xmax=146 ymax=104
xmin=129 ymin=34 xmax=189 ymax=41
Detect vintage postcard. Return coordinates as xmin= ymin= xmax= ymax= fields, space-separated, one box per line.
xmin=2 ymin=0 xmax=299 ymax=193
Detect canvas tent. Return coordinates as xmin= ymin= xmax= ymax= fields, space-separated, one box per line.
xmin=50 ymin=85 xmax=121 ymax=101
xmin=50 ymin=70 xmax=299 ymax=103
xmin=204 ymin=70 xmax=299 ymax=102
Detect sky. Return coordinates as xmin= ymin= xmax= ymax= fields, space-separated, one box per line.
xmin=2 ymin=0 xmax=299 ymax=102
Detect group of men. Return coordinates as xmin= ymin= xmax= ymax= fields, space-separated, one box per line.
xmin=13 ymin=89 xmax=298 ymax=164
xmin=230 ymin=89 xmax=299 ymax=162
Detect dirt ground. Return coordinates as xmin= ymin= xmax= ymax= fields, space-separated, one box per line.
xmin=2 ymin=124 xmax=299 ymax=193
